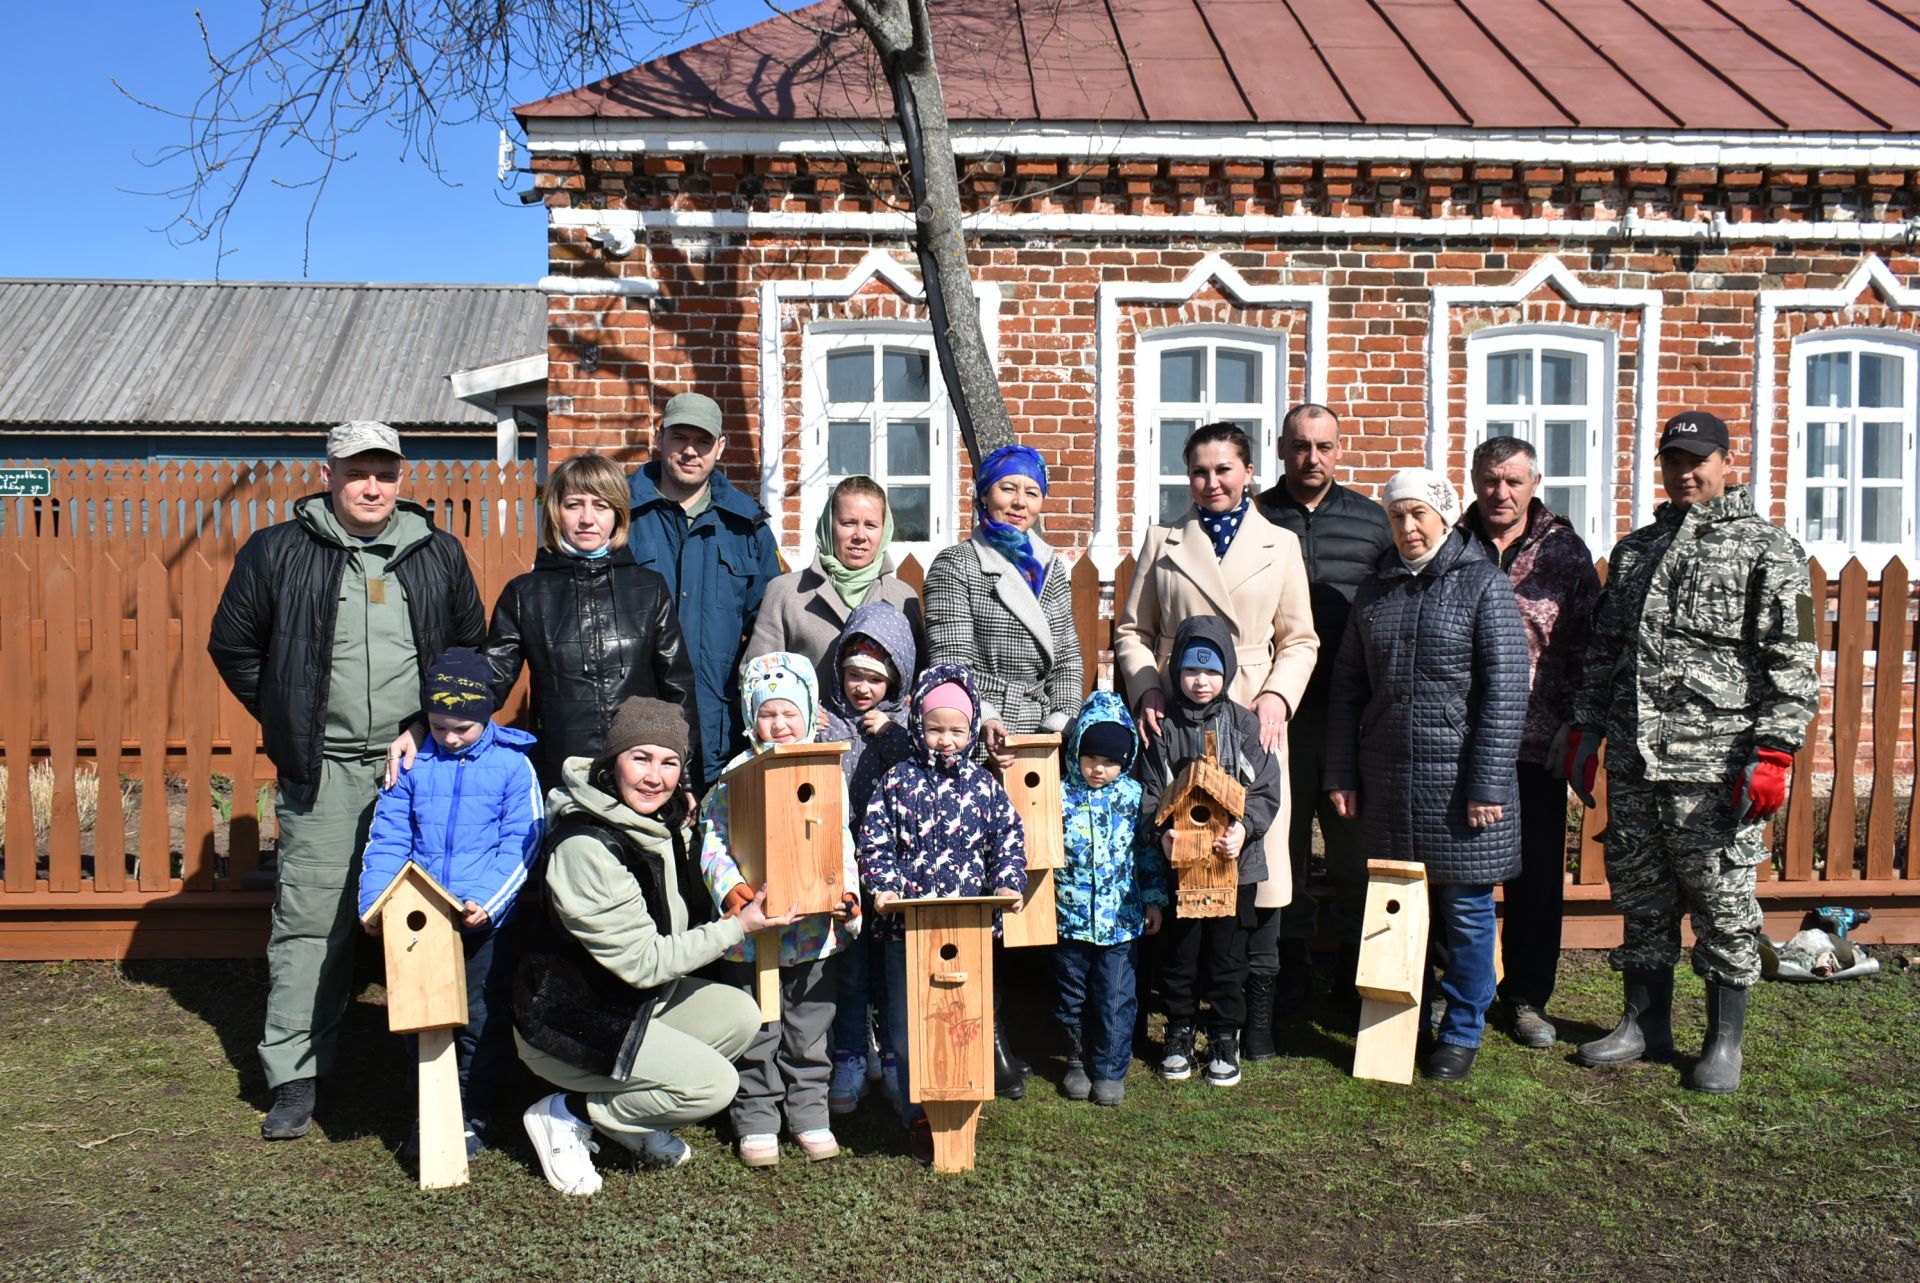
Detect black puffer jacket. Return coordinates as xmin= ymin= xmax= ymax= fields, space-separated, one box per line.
xmin=1323 ymin=527 xmax=1529 ymax=885
xmin=208 ymin=496 xmax=486 ymax=804
xmin=485 ymin=544 xmax=698 ymax=789
xmin=1257 ymin=479 xmax=1395 ymax=707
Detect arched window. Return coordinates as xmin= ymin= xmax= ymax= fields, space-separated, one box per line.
xmin=1465 ymin=327 xmax=1612 ymax=549
xmin=1136 ymin=326 xmax=1286 ymax=528
xmin=1791 ymin=332 xmax=1917 ymax=569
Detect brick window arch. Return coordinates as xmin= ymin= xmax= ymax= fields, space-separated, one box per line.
xmin=1789 ymin=331 xmax=1918 ymax=570
xmin=1136 ymin=325 xmax=1287 ymax=529
xmin=1465 ymin=326 xmax=1612 ymax=549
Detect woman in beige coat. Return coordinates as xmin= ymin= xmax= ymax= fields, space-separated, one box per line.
xmin=1114 ymin=421 xmax=1317 ymax=1060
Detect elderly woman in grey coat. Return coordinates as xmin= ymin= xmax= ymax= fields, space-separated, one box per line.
xmin=1324 ymin=468 xmax=1529 ymax=1083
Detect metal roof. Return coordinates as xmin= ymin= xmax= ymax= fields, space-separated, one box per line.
xmin=516 ymin=0 xmax=1920 ymax=132
xmin=0 ymin=280 xmax=546 ymax=428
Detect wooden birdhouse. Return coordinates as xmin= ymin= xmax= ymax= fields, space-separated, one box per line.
xmin=1350 ymin=860 xmax=1431 ymax=1086
xmin=887 ymin=893 xmax=1015 ymax=1172
xmin=997 ymin=733 xmax=1062 ymax=950
xmin=359 ymin=861 xmax=470 ymax=1190
xmin=721 ymin=741 xmax=850 ymax=1019
xmin=1152 ymin=731 xmax=1246 ymax=919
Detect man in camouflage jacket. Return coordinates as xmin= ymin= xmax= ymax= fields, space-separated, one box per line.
xmin=1565 ymin=411 xmax=1817 ymax=1094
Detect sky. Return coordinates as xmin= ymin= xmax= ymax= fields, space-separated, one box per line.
xmin=1 ymin=1 xmax=775 ymax=284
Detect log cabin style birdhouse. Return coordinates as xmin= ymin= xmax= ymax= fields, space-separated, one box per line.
xmin=721 ymin=741 xmax=850 ymax=1019
xmin=1152 ymin=731 xmax=1246 ymax=919
xmin=888 ymin=893 xmax=1015 ymax=1173
xmin=997 ymin=733 xmax=1062 ymax=949
xmin=359 ymin=861 xmax=471 ymax=1190
xmin=1351 ymin=860 xmax=1431 ymax=1086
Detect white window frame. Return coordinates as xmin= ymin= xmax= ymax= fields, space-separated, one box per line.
xmin=1135 ymin=325 xmax=1287 ymax=531
xmin=1465 ymin=325 xmax=1613 ymax=550
xmin=1788 ymin=330 xmax=1919 ymax=572
xmin=799 ymin=322 xmax=956 ymax=568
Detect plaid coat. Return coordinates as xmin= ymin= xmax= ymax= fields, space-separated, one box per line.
xmin=923 ymin=534 xmax=1084 ymax=735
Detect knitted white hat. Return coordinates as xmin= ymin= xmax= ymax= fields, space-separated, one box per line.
xmin=1381 ymin=467 xmax=1461 ymax=525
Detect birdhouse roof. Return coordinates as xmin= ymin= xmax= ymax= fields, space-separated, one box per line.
xmin=715 ymin=740 xmax=848 ymax=787
xmin=359 ymin=861 xmax=467 ymax=926
xmin=1154 ymin=753 xmax=1246 ymax=827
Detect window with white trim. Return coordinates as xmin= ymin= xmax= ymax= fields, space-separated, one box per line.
xmin=1136 ymin=327 xmax=1285 ymax=527
xmin=801 ymin=325 xmax=955 ymax=566
xmin=1466 ymin=328 xmax=1611 ymax=549
xmin=1791 ymin=333 xmax=1917 ymax=569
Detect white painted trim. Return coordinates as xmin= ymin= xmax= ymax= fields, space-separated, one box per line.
xmin=1756 ymin=257 xmax=1920 ymax=548
xmin=537 ymin=274 xmax=660 ymax=297
xmin=550 ymin=205 xmax=1917 ymax=244
xmin=1430 ymin=258 xmax=1662 ymax=538
xmin=1134 ymin=326 xmax=1288 ymax=532
xmin=1094 ymin=253 xmax=1329 ymax=575
xmin=1463 ymin=326 xmax=1614 ymax=550
xmin=449 ymin=353 xmax=548 ymax=403
xmin=755 ymin=251 xmax=999 ymax=538
xmin=524 ymin=117 xmax=1920 ymax=168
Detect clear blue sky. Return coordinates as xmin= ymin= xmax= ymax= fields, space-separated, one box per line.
xmin=1 ymin=2 xmax=773 ymax=284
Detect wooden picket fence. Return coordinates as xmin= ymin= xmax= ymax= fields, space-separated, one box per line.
xmin=0 ymin=458 xmax=1913 ymax=957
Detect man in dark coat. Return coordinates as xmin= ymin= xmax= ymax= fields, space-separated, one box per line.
xmin=626 ymin=392 xmax=783 ymax=791
xmin=208 ymin=422 xmax=486 ymax=1140
xmin=1254 ymin=404 xmax=1395 ymax=1024
xmin=1461 ymin=437 xmax=1601 ymax=1050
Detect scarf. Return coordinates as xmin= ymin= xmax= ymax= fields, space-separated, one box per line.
xmin=974 ymin=444 xmax=1049 ymax=597
xmin=814 ymin=480 xmax=893 ymax=609
xmin=1195 ymin=497 xmax=1250 ymax=561
xmin=561 ymin=539 xmax=611 ymax=561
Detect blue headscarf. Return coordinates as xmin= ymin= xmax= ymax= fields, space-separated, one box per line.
xmin=1196 ymin=496 xmax=1250 ymax=561
xmin=973 ymin=444 xmax=1049 ymax=596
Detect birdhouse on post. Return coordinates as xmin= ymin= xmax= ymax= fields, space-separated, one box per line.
xmin=721 ymin=742 xmax=850 ymax=1020
xmin=997 ymin=733 xmax=1062 ymax=949
xmin=360 ymin=861 xmax=470 ymax=1190
xmin=1351 ymin=859 xmax=1431 ymax=1086
xmin=1153 ymin=731 xmax=1246 ymax=919
xmin=886 ymin=893 xmax=1015 ymax=1173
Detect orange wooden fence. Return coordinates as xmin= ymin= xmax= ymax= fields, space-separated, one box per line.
xmin=0 ymin=459 xmax=1913 ymax=957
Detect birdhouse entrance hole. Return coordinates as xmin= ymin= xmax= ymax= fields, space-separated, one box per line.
xmin=1024 ymin=771 xmax=1041 ymax=788
xmin=797 ymin=782 xmax=815 ymax=803
xmin=1386 ymin=900 xmax=1401 ymax=915
xmin=1190 ymin=805 xmax=1212 ymax=825
xmin=406 ymin=909 xmax=427 ymax=932
xmin=939 ymin=942 xmax=959 ymax=961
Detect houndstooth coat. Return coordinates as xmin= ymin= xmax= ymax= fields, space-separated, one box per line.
xmin=923 ymin=533 xmax=1084 ymax=735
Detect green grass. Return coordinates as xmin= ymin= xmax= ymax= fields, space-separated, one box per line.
xmin=2 ymin=952 xmax=1916 ymax=1282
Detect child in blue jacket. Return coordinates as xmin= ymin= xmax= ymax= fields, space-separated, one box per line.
xmin=358 ymin=647 xmax=544 ymax=1157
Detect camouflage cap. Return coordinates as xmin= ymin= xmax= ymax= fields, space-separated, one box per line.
xmin=1658 ymin=411 xmax=1729 ymax=457
xmin=660 ymin=392 xmax=723 ymax=437
xmin=326 ymin=420 xmax=405 ymax=459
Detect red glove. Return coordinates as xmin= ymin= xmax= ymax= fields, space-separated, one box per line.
xmin=1563 ymin=729 xmax=1603 ymax=808
xmin=1733 ymin=748 xmax=1794 ymax=822
xmin=721 ymin=884 xmax=754 ymax=917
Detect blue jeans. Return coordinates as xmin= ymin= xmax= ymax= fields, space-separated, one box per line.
xmin=402 ymin=924 xmax=513 ymax=1134
xmin=831 ymin=918 xmax=891 ymax=1059
xmin=1429 ymin=884 xmax=1497 ymax=1049
xmin=1053 ymin=939 xmax=1139 ymax=1083
xmin=882 ymin=937 xmax=921 ymax=1127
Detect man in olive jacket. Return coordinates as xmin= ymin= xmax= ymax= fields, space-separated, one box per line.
xmin=209 ymin=422 xmax=486 ymax=1139
xmin=1567 ymin=411 xmax=1817 ymax=1094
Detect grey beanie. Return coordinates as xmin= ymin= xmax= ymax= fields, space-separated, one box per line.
xmin=598 ymin=697 xmax=690 ymax=768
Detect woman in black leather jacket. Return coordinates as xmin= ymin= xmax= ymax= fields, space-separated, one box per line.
xmin=388 ymin=453 xmax=698 ymax=791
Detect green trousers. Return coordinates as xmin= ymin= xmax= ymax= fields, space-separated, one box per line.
xmin=516 ymin=977 xmax=762 ymax=1146
xmin=257 ymin=755 xmax=383 ymax=1090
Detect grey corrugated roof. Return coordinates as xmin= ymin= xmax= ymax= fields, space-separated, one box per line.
xmin=0 ymin=280 xmax=545 ymax=428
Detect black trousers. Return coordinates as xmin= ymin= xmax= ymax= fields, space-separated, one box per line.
xmin=1159 ymin=884 xmax=1256 ymax=1029
xmin=1497 ymin=761 xmax=1569 ymax=1011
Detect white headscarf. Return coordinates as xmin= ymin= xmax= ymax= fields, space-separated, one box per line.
xmin=1381 ymin=467 xmax=1461 ymax=574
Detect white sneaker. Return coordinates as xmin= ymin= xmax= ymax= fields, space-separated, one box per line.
xmin=738 ymin=1132 xmax=780 ymax=1168
xmin=829 ymin=1052 xmax=867 ymax=1114
xmin=635 ymin=1128 xmax=692 ymax=1169
xmin=795 ymin=1127 xmax=840 ymax=1162
xmin=522 ymin=1094 xmax=602 ymax=1196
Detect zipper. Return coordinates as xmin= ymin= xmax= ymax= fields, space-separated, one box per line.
xmin=443 ymin=752 xmax=468 ymax=888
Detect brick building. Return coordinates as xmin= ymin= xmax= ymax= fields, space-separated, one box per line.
xmin=515 ymin=0 xmax=1920 ymax=585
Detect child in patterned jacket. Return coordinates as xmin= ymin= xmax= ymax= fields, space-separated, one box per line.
xmin=1054 ymin=691 xmax=1167 ymax=1107
xmin=699 ymin=652 xmax=860 ymax=1167
xmin=857 ymin=662 xmax=1026 ymax=1163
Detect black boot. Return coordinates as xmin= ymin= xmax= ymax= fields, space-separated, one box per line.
xmin=1059 ymin=1025 xmax=1090 ymax=1100
xmin=1204 ymin=1026 xmax=1242 ymax=1087
xmin=1687 ymin=983 xmax=1749 ymax=1094
xmin=261 ymin=1077 xmax=316 ymax=1140
xmin=1242 ymin=974 xmax=1278 ymax=1061
xmin=1337 ymin=943 xmax=1362 ymax=1006
xmin=1275 ymin=939 xmax=1312 ymax=1015
xmin=1160 ymin=1021 xmax=1197 ymax=1081
xmin=993 ymin=987 xmax=1027 ymax=1100
xmin=1576 ymin=967 xmax=1675 ymax=1067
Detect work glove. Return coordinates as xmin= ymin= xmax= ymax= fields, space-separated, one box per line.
xmin=1563 ymin=728 xmax=1603 ymax=808
xmin=1732 ymin=747 xmax=1794 ymax=822
xmin=721 ymin=884 xmax=754 ymax=918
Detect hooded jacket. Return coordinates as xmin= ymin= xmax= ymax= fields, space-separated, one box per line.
xmin=698 ymin=653 xmax=859 ymax=967
xmin=819 ymin=600 xmax=920 ymax=822
xmin=1135 ymin=615 xmax=1285 ymax=894
xmin=485 ymin=543 xmax=698 ymax=789
xmin=208 ymin=494 xmax=487 ymax=803
xmin=856 ymin=662 xmax=1028 ymax=941
xmin=1057 ymin=691 xmax=1168 ymax=945
xmin=511 ymin=757 xmax=741 ymax=1081
xmin=357 ymin=720 xmax=544 ymax=927
xmin=1323 ymin=526 xmax=1529 ymax=884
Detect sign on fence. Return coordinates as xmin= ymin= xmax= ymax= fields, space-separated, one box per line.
xmin=0 ymin=468 xmax=50 ymax=497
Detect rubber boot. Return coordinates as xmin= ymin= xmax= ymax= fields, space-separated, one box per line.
xmin=1576 ymin=967 xmax=1675 ymax=1067
xmin=1242 ymin=973 xmax=1278 ymax=1062
xmin=1686 ymin=983 xmax=1749 ymax=1095
xmin=993 ymin=986 xmax=1027 ymax=1100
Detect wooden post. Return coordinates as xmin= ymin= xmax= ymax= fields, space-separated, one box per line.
xmin=1352 ymin=860 xmax=1430 ymax=1086
xmin=888 ymin=894 xmax=1013 ymax=1172
xmin=362 ymin=862 xmax=471 ymax=1190
xmin=998 ymin=734 xmax=1062 ymax=949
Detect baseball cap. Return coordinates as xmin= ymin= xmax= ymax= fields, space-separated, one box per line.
xmin=1658 ymin=411 xmax=1730 ymax=457
xmin=327 ymin=420 xmax=405 ymax=459
xmin=661 ymin=392 xmax=723 ymax=437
